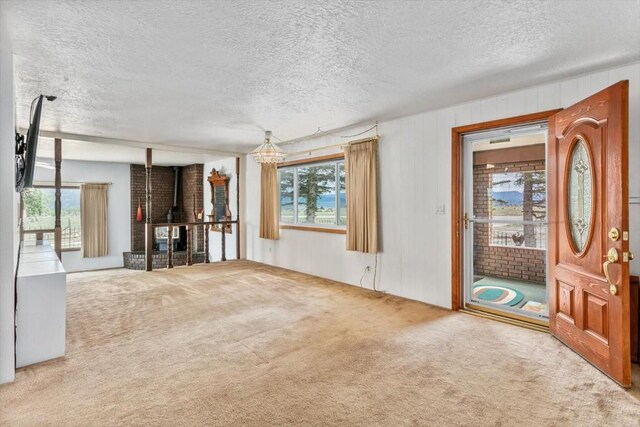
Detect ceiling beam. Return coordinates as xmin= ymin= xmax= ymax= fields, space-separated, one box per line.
xmin=19 ymin=129 xmax=241 ymax=157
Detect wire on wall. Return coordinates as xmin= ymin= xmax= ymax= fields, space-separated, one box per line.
xmin=338 ymin=123 xmax=378 ymax=139
xmin=284 ymin=122 xmax=379 ymax=158
xmin=275 ymin=121 xmax=378 ymax=147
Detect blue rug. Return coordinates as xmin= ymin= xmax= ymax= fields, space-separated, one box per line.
xmin=473 ymin=284 xmax=524 ymax=307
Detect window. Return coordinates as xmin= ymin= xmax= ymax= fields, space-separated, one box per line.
xmin=490 ymin=171 xmax=546 ymax=249
xmin=22 ymin=186 xmax=82 ymax=250
xmin=279 ymin=158 xmax=346 ymax=227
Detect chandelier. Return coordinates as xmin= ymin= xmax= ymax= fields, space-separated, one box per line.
xmin=251 ymin=130 xmax=286 ymax=163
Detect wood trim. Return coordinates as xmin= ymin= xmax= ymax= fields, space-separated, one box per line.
xmin=451 ymin=127 xmax=462 ymax=310
xmin=631 ymin=275 xmax=638 ymax=364
xmin=145 ymin=148 xmax=152 ymax=271
xmin=451 ymin=109 xmax=562 ymax=135
xmin=461 ymin=306 xmax=549 ymax=332
xmin=450 ymin=109 xmax=562 ymax=311
xmin=280 ymin=224 xmax=346 ymax=235
xmin=236 ymin=156 xmax=241 ymax=260
xmin=278 ymin=153 xmax=344 ymax=168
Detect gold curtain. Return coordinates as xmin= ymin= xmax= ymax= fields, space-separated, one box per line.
xmin=81 ymin=183 xmax=109 ymax=258
xmin=259 ymin=163 xmax=280 ymax=240
xmin=344 ymin=138 xmax=378 ymax=253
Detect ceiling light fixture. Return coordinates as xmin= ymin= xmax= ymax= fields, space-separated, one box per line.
xmin=251 ymin=130 xmax=286 ymax=163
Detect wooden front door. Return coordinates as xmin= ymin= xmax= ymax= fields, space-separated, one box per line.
xmin=548 ymin=81 xmax=631 ymax=387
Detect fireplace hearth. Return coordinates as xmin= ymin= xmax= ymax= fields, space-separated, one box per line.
xmin=123 ymin=251 xmax=206 ymax=270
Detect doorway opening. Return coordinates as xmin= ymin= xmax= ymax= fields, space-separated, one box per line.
xmin=464 ymin=123 xmax=548 ymax=324
xmin=451 ymin=109 xmax=561 ymax=327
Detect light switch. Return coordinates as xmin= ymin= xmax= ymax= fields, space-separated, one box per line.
xmin=435 ymin=204 xmax=446 ymax=215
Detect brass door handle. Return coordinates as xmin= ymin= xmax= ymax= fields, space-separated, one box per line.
xmin=603 ymin=248 xmax=619 ymax=295
xmin=463 ymin=213 xmax=469 ymax=230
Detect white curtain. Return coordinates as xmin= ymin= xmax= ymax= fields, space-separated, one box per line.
xmin=81 ymin=183 xmax=109 ymax=258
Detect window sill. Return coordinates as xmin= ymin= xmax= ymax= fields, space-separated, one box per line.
xmin=61 ymin=248 xmax=81 ymax=252
xmin=280 ymin=224 xmax=346 ymax=235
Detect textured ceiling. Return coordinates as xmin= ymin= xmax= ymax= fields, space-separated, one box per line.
xmin=2 ymin=0 xmax=640 ymax=155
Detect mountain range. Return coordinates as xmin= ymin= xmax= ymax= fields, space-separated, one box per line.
xmin=281 ymin=192 xmax=346 ymax=209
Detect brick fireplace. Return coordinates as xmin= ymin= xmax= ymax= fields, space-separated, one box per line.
xmin=124 ymin=163 xmax=204 ymax=269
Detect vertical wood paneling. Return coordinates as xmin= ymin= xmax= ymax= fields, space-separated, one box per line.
xmin=590 ymin=70 xmax=610 ymax=93
xmin=480 ymin=98 xmax=498 ymax=123
xmin=507 ymin=91 xmax=527 ymax=116
xmin=537 ymin=83 xmax=561 ymax=111
xmin=577 ymin=75 xmax=592 ymax=99
xmin=525 ymin=88 xmax=539 ymax=113
xmin=471 ymin=102 xmax=484 ymax=124
xmin=455 ymin=103 xmax=473 ymax=127
xmin=496 ymin=95 xmax=509 ymax=118
xmin=561 ymin=80 xmax=579 ymax=106
xmin=245 ymin=61 xmax=640 ymax=308
xmin=608 ymin=64 xmax=640 ymax=279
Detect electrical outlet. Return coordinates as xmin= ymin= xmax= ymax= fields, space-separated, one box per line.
xmin=435 ymin=204 xmax=446 ymax=215
xmin=365 ymin=266 xmax=371 ymax=272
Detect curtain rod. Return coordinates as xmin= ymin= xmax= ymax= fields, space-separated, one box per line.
xmin=33 ymin=181 xmax=113 ymax=186
xmin=286 ymin=135 xmax=379 ymax=158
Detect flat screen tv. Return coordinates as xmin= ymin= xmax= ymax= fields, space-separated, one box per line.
xmin=15 ymin=95 xmax=43 ymax=192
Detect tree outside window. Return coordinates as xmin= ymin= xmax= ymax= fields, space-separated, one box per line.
xmin=22 ymin=186 xmax=82 ymax=249
xmin=279 ymin=160 xmax=346 ymax=227
xmin=491 ymin=171 xmax=546 ymax=248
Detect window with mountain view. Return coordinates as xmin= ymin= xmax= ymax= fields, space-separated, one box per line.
xmin=22 ymin=186 xmax=82 ymax=250
xmin=279 ymin=159 xmax=346 ymax=227
xmin=490 ymin=171 xmax=546 ymax=249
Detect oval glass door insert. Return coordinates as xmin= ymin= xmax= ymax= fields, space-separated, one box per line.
xmin=567 ymin=138 xmax=593 ymax=253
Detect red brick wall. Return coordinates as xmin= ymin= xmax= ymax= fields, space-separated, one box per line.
xmin=473 ymin=159 xmax=546 ymax=283
xmin=181 ymin=164 xmax=204 ymax=251
xmin=130 ymin=165 xmax=177 ymax=251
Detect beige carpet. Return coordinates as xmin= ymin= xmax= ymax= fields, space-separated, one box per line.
xmin=1 ymin=260 xmax=639 ymax=426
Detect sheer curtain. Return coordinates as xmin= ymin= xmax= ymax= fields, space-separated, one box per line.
xmin=81 ymin=183 xmax=109 ymax=257
xmin=344 ymin=138 xmax=378 ymax=253
xmin=260 ymin=163 xmax=280 ymax=240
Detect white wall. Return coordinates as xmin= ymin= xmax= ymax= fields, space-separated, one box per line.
xmin=245 ymin=61 xmax=640 ymax=310
xmin=34 ymin=159 xmax=131 ymax=272
xmin=0 ymin=9 xmax=17 ymax=383
xmin=203 ymin=158 xmax=241 ymax=261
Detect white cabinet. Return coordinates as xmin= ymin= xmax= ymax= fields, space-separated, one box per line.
xmin=16 ymin=243 xmax=66 ymax=368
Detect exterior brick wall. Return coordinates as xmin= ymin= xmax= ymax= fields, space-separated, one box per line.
xmin=473 ymin=159 xmax=546 ymax=283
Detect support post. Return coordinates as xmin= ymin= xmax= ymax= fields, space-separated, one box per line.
xmin=186 ymin=225 xmax=193 ymax=266
xmin=167 ymin=225 xmax=173 ymax=269
xmin=204 ymin=224 xmax=209 ymax=263
xmin=145 ymin=148 xmax=153 ymax=271
xmin=54 ymin=138 xmax=62 ymax=259
xmin=236 ymin=157 xmax=240 ymax=260
xmin=221 ymin=223 xmax=226 ymax=262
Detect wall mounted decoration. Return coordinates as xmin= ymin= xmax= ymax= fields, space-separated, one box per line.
xmin=207 ymin=169 xmax=232 ymax=233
